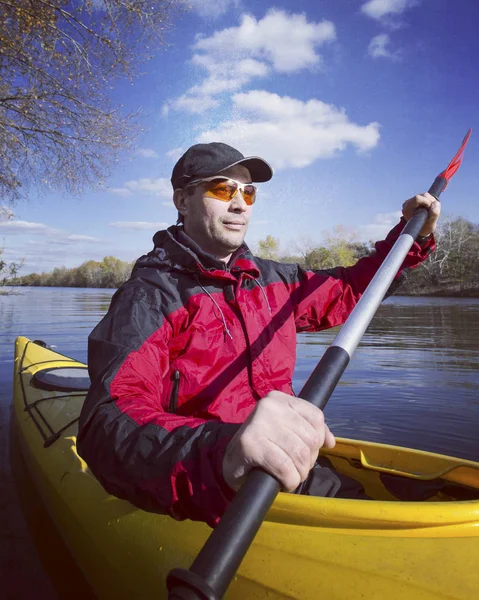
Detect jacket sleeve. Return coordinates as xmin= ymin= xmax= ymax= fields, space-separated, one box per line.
xmin=292 ymin=219 xmax=435 ymax=332
xmin=77 ymin=283 xmax=238 ymax=527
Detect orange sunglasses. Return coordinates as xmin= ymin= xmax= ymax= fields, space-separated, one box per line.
xmin=185 ymin=176 xmax=257 ymax=205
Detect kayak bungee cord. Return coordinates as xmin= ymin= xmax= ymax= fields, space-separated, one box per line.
xmin=167 ymin=129 xmax=472 ymax=600
xmin=18 ymin=341 xmax=84 ymax=447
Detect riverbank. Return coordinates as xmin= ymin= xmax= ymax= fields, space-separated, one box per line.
xmin=401 ymin=286 xmax=479 ymax=298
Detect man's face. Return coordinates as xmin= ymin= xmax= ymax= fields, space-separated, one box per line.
xmin=178 ymin=165 xmax=254 ymax=261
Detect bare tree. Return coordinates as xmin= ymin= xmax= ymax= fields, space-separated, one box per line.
xmin=402 ymin=216 xmax=479 ymax=295
xmin=0 ymin=206 xmax=23 ymax=289
xmin=0 ymin=0 xmax=186 ymax=202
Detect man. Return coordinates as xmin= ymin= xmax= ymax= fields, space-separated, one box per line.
xmin=77 ymin=142 xmax=439 ymax=527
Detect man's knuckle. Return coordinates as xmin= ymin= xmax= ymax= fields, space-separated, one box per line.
xmin=310 ymin=430 xmax=322 ymax=449
xmin=240 ymin=433 xmax=256 ymax=456
xmin=298 ymin=443 xmax=311 ymax=464
xmin=264 ymin=392 xmax=284 ymax=408
xmin=274 ymin=454 xmax=293 ymax=478
xmin=313 ymin=409 xmax=325 ymax=427
xmin=284 ymin=472 xmax=301 ymax=492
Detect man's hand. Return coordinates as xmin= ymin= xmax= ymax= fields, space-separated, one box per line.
xmin=402 ymin=192 xmax=441 ymax=237
xmin=222 ymin=391 xmax=335 ymax=492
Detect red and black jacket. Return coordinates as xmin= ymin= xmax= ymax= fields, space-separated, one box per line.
xmin=77 ymin=223 xmax=434 ymax=526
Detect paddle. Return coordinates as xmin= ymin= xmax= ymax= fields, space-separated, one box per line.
xmin=167 ymin=129 xmax=472 ymax=600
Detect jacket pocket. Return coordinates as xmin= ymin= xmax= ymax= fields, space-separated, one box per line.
xmin=169 ymin=370 xmax=181 ymax=413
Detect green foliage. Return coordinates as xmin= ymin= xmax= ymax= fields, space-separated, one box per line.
xmin=303 ymin=247 xmax=332 ymax=270
xmin=262 ymin=225 xmax=373 ymax=270
xmin=15 ymin=256 xmax=134 ymax=289
xmin=257 ymin=235 xmax=280 ymax=260
xmin=321 ymin=226 xmax=358 ymax=268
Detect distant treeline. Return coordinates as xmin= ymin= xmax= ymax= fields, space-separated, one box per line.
xmin=255 ymin=217 xmax=479 ymax=297
xmin=13 ymin=256 xmax=135 ymax=289
xmin=10 ymin=217 xmax=479 ymax=296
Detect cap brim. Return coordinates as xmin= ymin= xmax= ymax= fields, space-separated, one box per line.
xmin=218 ymin=156 xmax=273 ymax=183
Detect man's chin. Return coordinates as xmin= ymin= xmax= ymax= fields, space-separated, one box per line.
xmin=217 ymin=234 xmax=245 ymax=255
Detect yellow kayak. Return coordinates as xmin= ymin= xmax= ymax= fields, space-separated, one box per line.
xmin=13 ymin=336 xmax=479 ymax=599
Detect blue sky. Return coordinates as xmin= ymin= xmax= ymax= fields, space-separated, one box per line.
xmin=2 ymin=0 xmax=479 ymax=275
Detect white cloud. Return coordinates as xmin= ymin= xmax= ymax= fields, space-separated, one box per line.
xmin=0 ymin=218 xmax=100 ymax=247
xmin=110 ymin=221 xmax=169 ymax=231
xmin=125 ymin=178 xmax=171 ymax=197
xmin=195 ymin=11 xmax=335 ymax=73
xmin=368 ymin=33 xmax=398 ymax=59
xmin=110 ymin=187 xmax=133 ymax=197
xmin=361 ymin=0 xmax=418 ymax=20
xmin=48 ymin=238 xmax=97 ymax=247
xmin=136 ymin=148 xmax=160 ymax=159
xmin=66 ymin=234 xmax=99 ymax=242
xmin=188 ymin=0 xmax=241 ymax=19
xmin=357 ymin=211 xmax=402 ymax=241
xmin=167 ymin=147 xmax=184 ymax=161
xmin=167 ymin=94 xmax=220 ymax=115
xmin=165 ymin=10 xmax=336 ymax=114
xmin=110 ymin=178 xmax=172 ymax=199
xmin=0 ymin=219 xmax=50 ymax=232
xmin=197 ymin=90 xmax=380 ymax=169
xmin=237 ymin=58 xmax=270 ymax=78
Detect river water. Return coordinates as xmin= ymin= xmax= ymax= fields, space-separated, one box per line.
xmin=1 ymin=287 xmax=479 ymax=598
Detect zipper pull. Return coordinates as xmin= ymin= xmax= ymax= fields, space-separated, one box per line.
xmin=169 ymin=370 xmax=180 ymax=413
xmin=224 ymin=285 xmax=235 ymax=303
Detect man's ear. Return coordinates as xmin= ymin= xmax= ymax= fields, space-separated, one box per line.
xmin=173 ymin=189 xmax=187 ymax=220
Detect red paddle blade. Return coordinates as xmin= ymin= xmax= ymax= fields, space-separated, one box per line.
xmin=439 ymin=128 xmax=472 ymax=186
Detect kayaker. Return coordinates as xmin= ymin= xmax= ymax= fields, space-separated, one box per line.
xmin=77 ymin=142 xmax=440 ymax=526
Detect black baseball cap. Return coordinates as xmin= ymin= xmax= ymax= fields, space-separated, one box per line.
xmin=171 ymin=142 xmax=273 ymax=189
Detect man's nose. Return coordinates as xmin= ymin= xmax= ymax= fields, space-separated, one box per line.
xmin=229 ymin=189 xmax=248 ymax=211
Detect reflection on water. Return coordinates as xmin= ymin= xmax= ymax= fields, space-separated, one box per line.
xmin=294 ymin=296 xmax=479 ymax=461
xmin=1 ymin=288 xmax=479 ymax=597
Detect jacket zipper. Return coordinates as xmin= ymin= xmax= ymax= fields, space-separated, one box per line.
xmin=227 ymin=290 xmax=261 ymax=400
xmin=169 ymin=370 xmax=180 ymax=413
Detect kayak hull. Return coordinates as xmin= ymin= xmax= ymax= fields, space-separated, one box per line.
xmin=12 ymin=337 xmax=479 ymax=599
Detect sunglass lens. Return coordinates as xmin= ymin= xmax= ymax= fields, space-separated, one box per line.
xmin=208 ymin=181 xmax=236 ymax=201
xmin=243 ymin=185 xmax=256 ymax=205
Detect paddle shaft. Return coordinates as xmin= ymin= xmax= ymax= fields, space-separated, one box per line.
xmin=167 ymin=176 xmax=447 ymax=600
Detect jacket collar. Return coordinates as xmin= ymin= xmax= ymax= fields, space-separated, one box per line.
xmin=144 ymin=226 xmax=260 ymax=280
